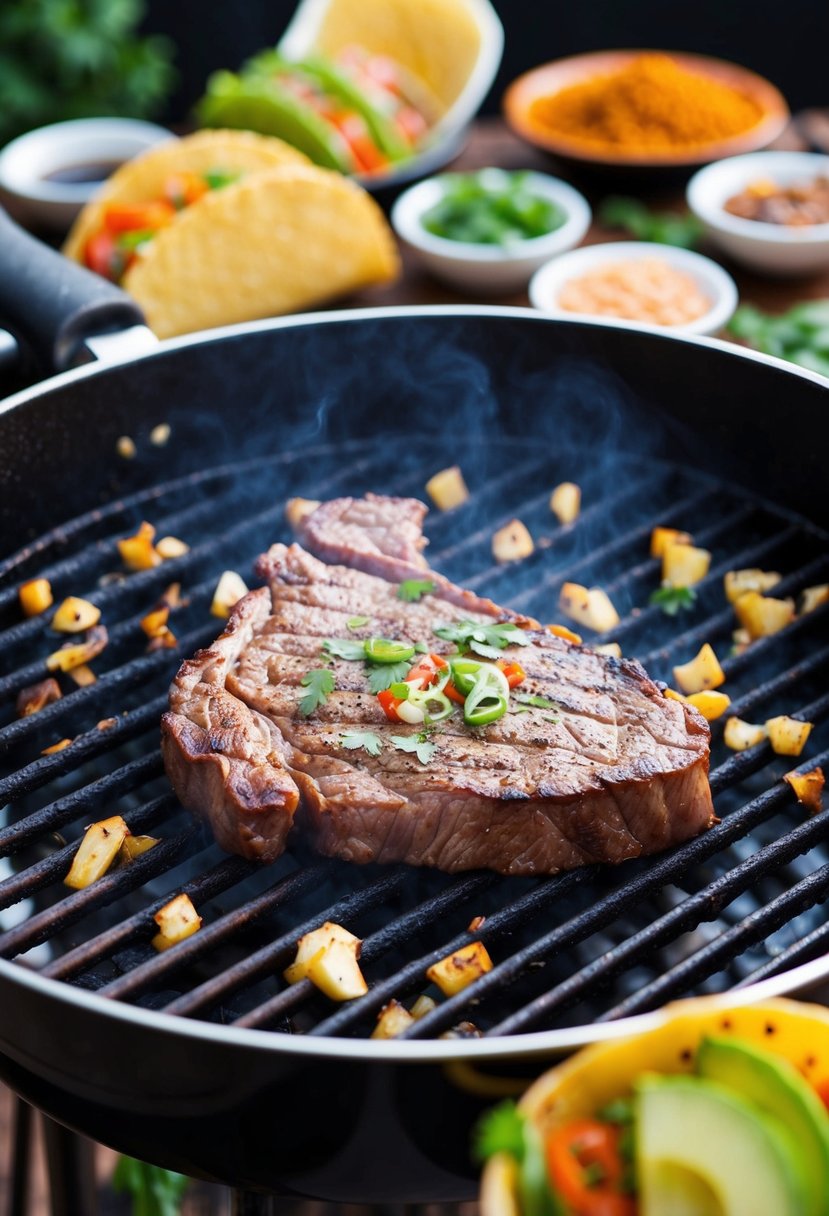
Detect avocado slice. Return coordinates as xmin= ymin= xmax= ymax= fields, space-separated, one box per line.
xmin=697 ymin=1035 xmax=829 ymax=1216
xmin=636 ymin=1074 xmax=810 ymax=1216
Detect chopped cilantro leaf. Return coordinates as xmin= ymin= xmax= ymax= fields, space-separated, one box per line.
xmin=390 ymin=733 xmax=437 ymax=764
xmin=346 ymin=615 xmax=370 ymax=631
xmin=433 ymin=620 xmax=531 ymax=658
xmin=514 ymin=692 xmax=560 ymax=711
xmin=473 ymin=1102 xmax=563 ymax=1216
xmin=340 ymin=730 xmax=383 ymax=756
xmin=414 ymin=640 xmax=429 ymax=653
xmin=473 ymin=1101 xmax=526 ymax=1162
xmin=397 ymin=578 xmax=437 ymax=602
xmin=299 ymin=668 xmax=335 ymax=717
xmin=649 ymin=584 xmax=698 ymax=616
xmin=367 ymin=660 xmax=412 ymax=694
xmin=322 ymin=637 xmax=366 ymax=660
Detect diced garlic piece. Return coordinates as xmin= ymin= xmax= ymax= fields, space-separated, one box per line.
xmin=492 ymin=519 xmax=534 ymax=563
xmin=685 ymin=690 xmax=731 ymax=721
xmin=19 ymin=577 xmax=53 ymax=617
xmin=733 ymin=591 xmax=795 ymax=639
xmin=146 ymin=629 xmax=178 ymax=651
xmin=46 ymin=625 xmax=108 ymax=673
xmin=425 ymin=466 xmax=469 ymax=511
xmin=662 ymin=543 xmax=711 ymax=588
xmin=152 ymin=893 xmax=202 ymax=951
xmin=141 ymin=605 xmax=170 ymax=638
xmin=766 ymin=715 xmax=813 ymax=757
xmin=559 ymin=583 xmax=620 ymax=633
xmin=285 ymin=497 xmax=321 ymax=530
xmin=410 ymin=994 xmax=437 ymax=1020
xmin=651 ymin=527 xmax=692 ymax=559
xmin=155 ymin=535 xmax=189 ymax=559
xmin=41 ymin=738 xmax=72 ymax=755
xmin=64 ymin=815 xmax=130 ymax=889
xmin=118 ymin=521 xmax=161 ymax=570
xmin=801 ymin=584 xmax=829 ymax=615
xmin=116 ymin=435 xmax=136 ymax=459
xmin=593 ymin=642 xmax=622 ymax=658
xmin=371 ymin=1000 xmax=415 ymax=1039
xmin=724 ymin=568 xmax=782 ymax=604
xmin=724 ymin=717 xmax=768 ymax=751
xmin=283 ymin=922 xmax=368 ymax=1001
xmin=664 ymin=688 xmax=687 ymax=703
xmin=549 ymin=482 xmax=581 ymax=524
xmin=211 ymin=571 xmax=249 ymax=619
xmin=120 ymin=834 xmax=160 ymax=862
xmin=16 ymin=677 xmax=61 ymax=717
xmin=784 ymin=767 xmax=825 ymax=814
xmin=51 ymin=596 xmax=101 ymax=633
xmin=547 ymin=623 xmax=583 ymax=645
xmin=68 ymin=664 xmax=97 ymax=687
xmin=672 ymin=643 xmax=725 ymax=694
xmin=150 ymin=423 xmax=171 ymax=446
xmin=426 ymin=941 xmax=493 ymax=997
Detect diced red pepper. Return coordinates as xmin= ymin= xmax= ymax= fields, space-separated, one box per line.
xmin=406 ymin=653 xmax=448 ymax=689
xmin=545 ymin=1119 xmax=635 ymax=1216
xmin=83 ymin=230 xmax=127 ymax=282
xmin=329 ymin=111 xmax=389 ymax=174
xmin=496 ymin=659 xmax=526 ymax=689
xmin=163 ymin=171 xmax=210 ymax=210
xmin=102 ymin=200 xmax=177 ymax=235
xmin=377 ymin=689 xmax=405 ymax=722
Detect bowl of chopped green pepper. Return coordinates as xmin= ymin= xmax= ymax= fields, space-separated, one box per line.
xmin=390 ymin=167 xmax=591 ymax=293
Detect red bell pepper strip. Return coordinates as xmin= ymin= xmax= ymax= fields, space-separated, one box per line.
xmin=545 ymin=1119 xmax=635 ymax=1216
xmin=496 ymin=659 xmax=526 ymax=689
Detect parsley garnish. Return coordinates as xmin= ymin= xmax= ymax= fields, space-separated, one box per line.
xmin=367 ymin=660 xmax=412 ymax=694
xmin=473 ymin=1102 xmax=562 ymax=1216
xmin=514 ymin=692 xmax=560 ymax=711
xmin=346 ymin=615 xmax=370 ymax=631
xmin=299 ymin=668 xmax=335 ymax=717
xmin=649 ymin=584 xmax=698 ymax=616
xmin=340 ymin=730 xmax=383 ymax=756
xmin=433 ymin=619 xmax=531 ymax=659
xmin=390 ymin=733 xmax=437 ymax=764
xmin=397 ymin=579 xmax=437 ymax=602
xmin=322 ymin=637 xmax=366 ymax=660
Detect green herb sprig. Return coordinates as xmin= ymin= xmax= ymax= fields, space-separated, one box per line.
xmin=433 ymin=619 xmax=531 ymax=659
xmin=111 ymin=1156 xmax=190 ymax=1216
xmin=649 ymin=584 xmax=698 ymax=616
xmin=727 ymin=301 xmax=829 ymax=377
xmin=421 ymin=169 xmax=565 ymax=246
xmin=299 ymin=668 xmax=335 ymax=716
xmin=599 ymin=197 xmax=703 ymax=249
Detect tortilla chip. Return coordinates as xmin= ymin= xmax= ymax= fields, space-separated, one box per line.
xmin=63 ymin=130 xmax=309 ymax=261
xmin=311 ymin=0 xmax=483 ymax=113
xmin=122 ymin=163 xmax=399 ymax=338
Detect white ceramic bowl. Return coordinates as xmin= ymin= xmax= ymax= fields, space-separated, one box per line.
xmin=0 ymin=118 xmax=173 ymax=230
xmin=390 ymin=169 xmax=592 ymax=294
xmin=687 ymin=151 xmax=829 ymax=277
xmin=528 ymin=240 xmax=738 ymax=336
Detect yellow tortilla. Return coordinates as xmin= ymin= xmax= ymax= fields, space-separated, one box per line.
xmin=63 ymin=129 xmax=309 ymax=261
xmin=121 ymin=162 xmax=399 ymax=338
xmin=311 ymin=0 xmax=483 ymax=113
xmin=480 ymin=996 xmax=829 ymax=1215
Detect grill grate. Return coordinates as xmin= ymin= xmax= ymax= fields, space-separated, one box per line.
xmin=1 ymin=436 xmax=828 ymax=1041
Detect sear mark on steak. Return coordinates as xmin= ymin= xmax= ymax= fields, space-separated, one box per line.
xmin=162 ymin=495 xmax=715 ymax=877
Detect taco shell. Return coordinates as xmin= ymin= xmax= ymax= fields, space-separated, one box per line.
xmin=117 ymin=162 xmax=399 ymax=338
xmin=63 ymin=129 xmax=309 ymax=262
xmin=481 ymin=996 xmax=829 ymax=1214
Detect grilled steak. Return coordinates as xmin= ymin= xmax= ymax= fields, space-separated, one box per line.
xmin=162 ymin=498 xmax=715 ymax=876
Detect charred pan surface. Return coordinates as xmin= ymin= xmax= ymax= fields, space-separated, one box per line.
xmin=162 ymin=509 xmax=715 ymax=876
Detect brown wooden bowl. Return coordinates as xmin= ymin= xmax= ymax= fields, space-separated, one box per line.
xmin=502 ymin=50 xmax=790 ymax=177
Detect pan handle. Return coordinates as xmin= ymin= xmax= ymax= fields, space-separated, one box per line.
xmin=0 ymin=205 xmax=149 ymax=374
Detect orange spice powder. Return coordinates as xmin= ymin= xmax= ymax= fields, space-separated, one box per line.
xmin=530 ymin=54 xmax=763 ymax=154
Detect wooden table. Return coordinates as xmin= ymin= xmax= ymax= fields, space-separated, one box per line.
xmin=356 ymin=116 xmax=829 ymax=321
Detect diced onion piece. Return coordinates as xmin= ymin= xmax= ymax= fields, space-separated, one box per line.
xmin=155 ymin=535 xmax=189 ymax=559
xmin=371 ymin=1000 xmax=415 ymax=1040
xmin=19 ymin=577 xmax=53 ymax=617
xmin=152 ymin=893 xmax=202 ymax=951
xmin=68 ymin=664 xmax=97 ymax=687
xmin=662 ymin=543 xmax=711 ymax=588
xmin=410 ymin=994 xmax=437 ymax=1020
xmin=801 ymin=584 xmax=829 ymax=614
xmin=650 ymin=527 xmax=692 ymax=559
xmin=672 ymin=643 xmax=725 ymax=694
xmin=211 ymin=570 xmax=248 ymax=619
xmin=426 ymin=942 xmax=493 ymax=997
xmin=146 ymin=629 xmax=178 ymax=651
xmin=284 ymin=497 xmax=321 ymax=530
xmin=46 ymin=625 xmax=108 ymax=673
xmin=118 ymin=521 xmax=161 ymax=570
xmin=64 ymin=815 xmax=130 ymax=889
xmin=549 ymin=481 xmax=581 ymax=524
xmin=51 ymin=595 xmax=101 ymax=633
xmin=766 ymin=715 xmax=813 ymax=757
xmin=492 ymin=519 xmax=534 ymax=563
xmin=593 ymin=642 xmax=622 ymax=658
xmin=664 ymin=688 xmax=687 ymax=703
xmin=724 ymin=717 xmax=768 ymax=751
xmin=150 ymin=423 xmax=171 ymax=446
xmin=283 ymin=921 xmax=368 ymax=1001
xmin=685 ymin=690 xmax=731 ymax=721
xmin=425 ymin=466 xmax=469 ymax=511
xmin=116 ymin=435 xmax=136 ymax=459
xmin=141 ymin=605 xmax=170 ymax=638
xmin=559 ymin=583 xmax=620 ymax=633
xmin=724 ymin=568 xmax=782 ymax=604
xmin=120 ymin=834 xmax=160 ymax=862
xmin=547 ymin=623 xmax=583 ymax=645
xmin=16 ymin=677 xmax=61 ymax=717
xmin=41 ymin=738 xmax=72 ymax=755
xmin=784 ymin=767 xmax=825 ymax=814
xmin=733 ymin=591 xmax=795 ymax=639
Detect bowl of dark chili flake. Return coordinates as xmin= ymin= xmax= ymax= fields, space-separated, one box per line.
xmin=503 ymin=51 xmax=789 ymax=177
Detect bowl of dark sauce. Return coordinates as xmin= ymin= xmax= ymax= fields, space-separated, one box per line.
xmin=0 ymin=118 xmax=172 ymax=232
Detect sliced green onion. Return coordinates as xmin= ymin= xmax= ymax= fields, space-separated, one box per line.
xmin=450 ymin=658 xmax=510 ymax=700
xmin=364 ymin=638 xmax=415 ymax=664
xmin=408 ymin=687 xmax=453 ymax=724
xmin=463 ymin=666 xmax=510 ymax=727
xmin=389 ymin=682 xmax=411 ymax=700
